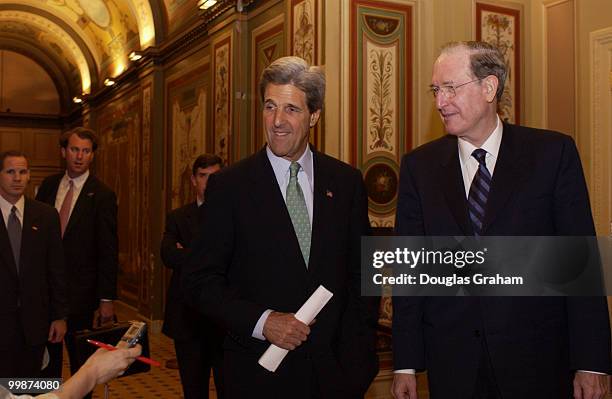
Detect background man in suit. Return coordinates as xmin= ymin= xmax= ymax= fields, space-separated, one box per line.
xmin=391 ymin=41 xmax=610 ymax=399
xmin=0 ymin=150 xmax=67 ymax=378
xmin=183 ymin=56 xmax=379 ymax=398
xmin=161 ymin=153 xmax=224 ymax=399
xmin=36 ymin=128 xmax=118 ymax=391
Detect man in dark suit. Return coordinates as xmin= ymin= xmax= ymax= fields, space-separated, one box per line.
xmin=0 ymin=150 xmax=67 ymax=378
xmin=36 ymin=128 xmax=118 ymax=389
xmin=183 ymin=56 xmax=379 ymax=398
xmin=161 ymin=153 xmax=224 ymax=399
xmin=391 ymin=41 xmax=610 ymax=399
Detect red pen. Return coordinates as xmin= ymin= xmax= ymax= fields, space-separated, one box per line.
xmin=86 ymin=339 xmax=161 ymax=367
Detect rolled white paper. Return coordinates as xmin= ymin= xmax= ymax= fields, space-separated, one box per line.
xmin=258 ymin=285 xmax=334 ymax=372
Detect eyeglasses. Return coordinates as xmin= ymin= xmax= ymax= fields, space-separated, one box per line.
xmin=429 ymin=78 xmax=484 ymax=99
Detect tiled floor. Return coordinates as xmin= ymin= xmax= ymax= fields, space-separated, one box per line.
xmin=59 ymin=302 xmax=218 ymax=399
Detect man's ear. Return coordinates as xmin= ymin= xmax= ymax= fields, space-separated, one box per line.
xmin=309 ymin=109 xmax=321 ymax=127
xmin=484 ymin=75 xmax=499 ymax=103
xmin=190 ymin=174 xmax=197 ymax=188
xmin=60 ymin=147 xmax=66 ymax=159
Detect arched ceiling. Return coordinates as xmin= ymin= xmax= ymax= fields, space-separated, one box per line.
xmin=0 ymin=0 xmax=160 ymax=110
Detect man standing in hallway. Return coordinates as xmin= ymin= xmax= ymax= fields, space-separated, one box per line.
xmin=161 ymin=153 xmax=224 ymax=399
xmin=183 ymin=56 xmax=379 ymax=398
xmin=391 ymin=41 xmax=610 ymax=399
xmin=36 ymin=128 xmax=118 ymax=392
xmin=0 ymin=150 xmax=67 ymax=378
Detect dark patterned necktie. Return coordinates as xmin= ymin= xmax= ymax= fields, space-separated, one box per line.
xmin=7 ymin=205 xmax=22 ymax=270
xmin=468 ymin=149 xmax=491 ymax=236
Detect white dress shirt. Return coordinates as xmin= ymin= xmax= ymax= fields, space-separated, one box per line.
xmin=54 ymin=170 xmax=89 ymax=218
xmin=251 ymin=145 xmax=315 ymax=341
xmin=0 ymin=194 xmax=24 ymax=228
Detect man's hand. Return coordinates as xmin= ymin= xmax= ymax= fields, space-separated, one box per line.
xmin=573 ymin=371 xmax=609 ymax=399
xmin=99 ymin=301 xmax=115 ymax=324
xmin=262 ymin=312 xmax=310 ymax=350
xmin=176 ymin=242 xmax=184 ymax=249
xmin=392 ymin=373 xmax=418 ymax=399
xmin=48 ymin=319 xmax=67 ymax=343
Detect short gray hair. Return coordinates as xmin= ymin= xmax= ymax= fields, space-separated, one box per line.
xmin=441 ymin=41 xmax=507 ymax=101
xmin=259 ymin=56 xmax=325 ymax=113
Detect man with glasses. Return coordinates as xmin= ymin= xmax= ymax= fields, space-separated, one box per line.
xmin=36 ymin=128 xmax=118 ymax=399
xmin=391 ymin=41 xmax=610 ymax=399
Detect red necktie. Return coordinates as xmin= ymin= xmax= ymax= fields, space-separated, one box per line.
xmin=59 ymin=180 xmax=74 ymax=237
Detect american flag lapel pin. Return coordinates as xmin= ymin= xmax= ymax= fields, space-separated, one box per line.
xmin=326 ymin=190 xmax=333 ymax=198
xmin=87 ymin=192 xmax=94 ymax=196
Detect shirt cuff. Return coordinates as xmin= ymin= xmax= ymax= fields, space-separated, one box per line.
xmin=394 ymin=369 xmax=416 ymax=374
xmin=577 ymin=370 xmax=608 ymax=375
xmin=100 ymin=299 xmax=113 ymax=303
xmin=252 ymin=309 xmax=273 ymax=341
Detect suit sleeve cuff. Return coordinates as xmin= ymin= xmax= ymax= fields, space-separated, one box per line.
xmin=394 ymin=369 xmax=416 ymax=374
xmin=252 ymin=309 xmax=273 ymax=341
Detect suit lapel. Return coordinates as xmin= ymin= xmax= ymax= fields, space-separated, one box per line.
xmin=482 ymin=124 xmax=526 ymax=232
xmin=0 ymin=214 xmax=18 ymax=280
xmin=44 ymin=174 xmax=62 ymax=205
xmin=439 ymin=136 xmax=471 ymax=235
xmin=65 ymin=175 xmax=96 ymax=236
xmin=248 ymin=149 xmax=307 ymax=273
xmin=308 ymin=151 xmax=335 ymax=276
xmin=184 ymin=202 xmax=199 ymax=241
xmin=19 ymin=198 xmax=39 ymax=278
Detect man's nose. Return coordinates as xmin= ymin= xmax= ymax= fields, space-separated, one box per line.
xmin=273 ymin=109 xmax=284 ymax=126
xmin=436 ymin=92 xmax=449 ymax=109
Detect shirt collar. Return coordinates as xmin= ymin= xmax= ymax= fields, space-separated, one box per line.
xmin=266 ymin=145 xmax=314 ymax=190
xmin=458 ymin=115 xmax=503 ymax=164
xmin=62 ymin=169 xmax=89 ymax=190
xmin=0 ymin=193 xmax=25 ymax=219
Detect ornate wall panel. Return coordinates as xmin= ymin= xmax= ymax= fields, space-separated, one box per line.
xmin=166 ymin=63 xmax=210 ymax=209
xmin=212 ymin=32 xmax=232 ymax=165
xmin=140 ymin=84 xmax=152 ymax=315
xmin=350 ymin=0 xmax=412 ymax=228
xmin=476 ymin=2 xmax=521 ymax=124
xmin=250 ymin=15 xmax=284 ymax=152
xmin=288 ymin=0 xmax=322 ymax=149
xmin=289 ymin=0 xmax=317 ymax=65
xmin=96 ymin=87 xmax=148 ymax=310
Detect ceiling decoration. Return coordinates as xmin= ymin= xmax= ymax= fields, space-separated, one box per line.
xmin=0 ymin=9 xmax=92 ymax=93
xmin=0 ymin=0 xmax=157 ymax=112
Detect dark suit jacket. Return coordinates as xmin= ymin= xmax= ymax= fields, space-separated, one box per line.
xmin=392 ymin=123 xmax=611 ymax=398
xmin=0 ymin=197 xmax=68 ymax=349
xmin=183 ymin=147 xmax=379 ymax=398
xmin=161 ymin=201 xmax=222 ymax=343
xmin=36 ymin=173 xmax=118 ymax=314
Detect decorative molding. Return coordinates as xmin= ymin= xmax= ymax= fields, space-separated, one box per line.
xmin=250 ymin=14 xmax=285 ymax=153
xmin=589 ymin=27 xmax=612 ymax=235
xmin=476 ymin=2 xmax=522 ymax=124
xmin=212 ymin=32 xmax=232 ymax=165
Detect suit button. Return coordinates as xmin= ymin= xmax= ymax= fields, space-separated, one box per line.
xmin=474 ymin=330 xmax=481 ymax=337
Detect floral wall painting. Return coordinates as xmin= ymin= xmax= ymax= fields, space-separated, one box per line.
xmin=366 ymin=45 xmax=397 ymax=155
xmin=171 ymin=89 xmax=206 ymax=209
xmin=476 ymin=2 xmax=521 ymax=124
xmin=291 ymin=0 xmax=317 ymax=65
xmin=213 ymin=36 xmax=232 ymax=165
xmin=350 ymin=0 xmax=412 ymax=228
